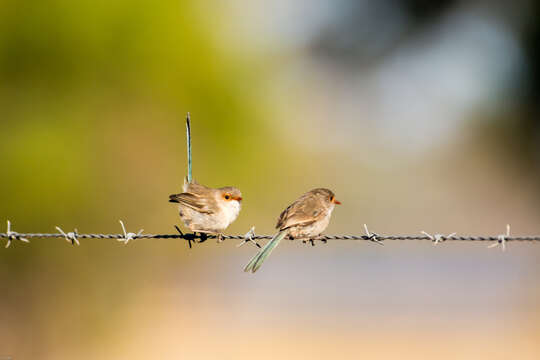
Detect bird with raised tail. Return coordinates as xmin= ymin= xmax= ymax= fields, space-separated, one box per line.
xmin=244 ymin=188 xmax=341 ymax=273
xmin=169 ymin=178 xmax=242 ymax=240
xmin=169 ymin=113 xmax=243 ymax=241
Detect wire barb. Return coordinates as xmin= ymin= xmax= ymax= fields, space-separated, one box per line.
xmin=56 ymin=226 xmax=79 ymax=246
xmin=421 ymin=231 xmax=456 ymax=245
xmin=5 ymin=220 xmax=29 ymax=248
xmin=364 ymin=224 xmax=384 ymax=246
xmin=117 ymin=220 xmax=144 ymax=245
xmin=237 ymin=226 xmax=261 ymax=248
xmin=488 ymin=224 xmax=510 ymax=251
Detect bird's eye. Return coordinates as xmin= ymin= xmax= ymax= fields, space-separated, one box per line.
xmin=224 ymin=194 xmax=231 ymax=200
xmin=330 ymin=196 xmax=334 ymax=202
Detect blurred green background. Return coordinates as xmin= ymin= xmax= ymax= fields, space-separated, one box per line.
xmin=1 ymin=1 xmax=540 ymax=359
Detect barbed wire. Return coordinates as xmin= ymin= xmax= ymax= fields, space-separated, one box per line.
xmin=1 ymin=221 xmax=539 ymax=251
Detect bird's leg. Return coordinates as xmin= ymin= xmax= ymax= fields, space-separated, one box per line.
xmin=216 ymin=233 xmax=223 ymax=243
xmin=301 ymin=238 xmax=316 ymax=246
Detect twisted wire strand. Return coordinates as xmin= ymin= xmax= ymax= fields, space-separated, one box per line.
xmin=1 ymin=233 xmax=539 ymax=241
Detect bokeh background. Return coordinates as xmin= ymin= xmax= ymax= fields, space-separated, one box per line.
xmin=1 ymin=0 xmax=540 ymax=359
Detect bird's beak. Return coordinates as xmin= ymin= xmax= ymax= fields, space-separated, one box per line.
xmin=234 ymin=196 xmax=243 ymax=201
xmin=333 ymin=198 xmax=342 ymax=205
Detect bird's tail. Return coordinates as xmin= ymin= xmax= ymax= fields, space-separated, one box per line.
xmin=244 ymin=230 xmax=288 ymax=273
xmin=186 ymin=112 xmax=192 ymax=184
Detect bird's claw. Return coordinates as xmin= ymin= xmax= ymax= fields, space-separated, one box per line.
xmin=301 ymin=235 xmax=328 ymax=246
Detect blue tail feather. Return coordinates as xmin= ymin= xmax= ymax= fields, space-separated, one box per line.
xmin=186 ymin=112 xmax=192 ymax=183
xmin=244 ymin=230 xmax=287 ymax=273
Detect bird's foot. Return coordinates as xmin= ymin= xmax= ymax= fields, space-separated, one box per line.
xmin=301 ymin=236 xmax=327 ymax=246
xmin=302 ymin=238 xmax=317 ymax=246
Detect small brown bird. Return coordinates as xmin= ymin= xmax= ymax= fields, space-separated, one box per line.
xmin=169 ymin=179 xmax=242 ymax=238
xmin=244 ymin=188 xmax=341 ymax=273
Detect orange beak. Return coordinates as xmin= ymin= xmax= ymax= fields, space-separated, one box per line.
xmin=333 ymin=198 xmax=341 ymax=205
xmin=234 ymin=196 xmax=243 ymax=201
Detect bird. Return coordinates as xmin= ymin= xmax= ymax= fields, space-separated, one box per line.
xmin=169 ymin=178 xmax=243 ymax=241
xmin=244 ymin=188 xmax=341 ymax=273
xmin=169 ymin=112 xmax=243 ymax=243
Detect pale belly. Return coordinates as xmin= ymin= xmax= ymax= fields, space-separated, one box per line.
xmin=288 ymin=211 xmax=332 ymax=238
xmin=178 ymin=201 xmax=240 ymax=233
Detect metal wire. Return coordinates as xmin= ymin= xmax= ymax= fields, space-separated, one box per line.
xmin=1 ymin=221 xmax=539 ymax=250
xmin=1 ymin=232 xmax=539 ymax=241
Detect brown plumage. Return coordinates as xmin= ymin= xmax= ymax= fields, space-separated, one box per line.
xmin=244 ymin=188 xmax=341 ymax=273
xmin=276 ymin=188 xmax=338 ymax=234
xmin=169 ymin=179 xmax=242 ymax=235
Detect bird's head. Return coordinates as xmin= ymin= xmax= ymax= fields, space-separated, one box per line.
xmin=218 ymin=187 xmax=243 ymax=203
xmin=311 ymin=188 xmax=341 ymax=206
xmin=217 ymin=187 xmax=243 ymax=219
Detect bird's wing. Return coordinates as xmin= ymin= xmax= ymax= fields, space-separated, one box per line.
xmin=276 ymin=194 xmax=326 ymax=230
xmin=169 ymin=192 xmax=215 ymax=214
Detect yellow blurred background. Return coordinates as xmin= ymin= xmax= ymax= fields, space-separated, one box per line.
xmin=1 ymin=1 xmax=540 ymax=359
